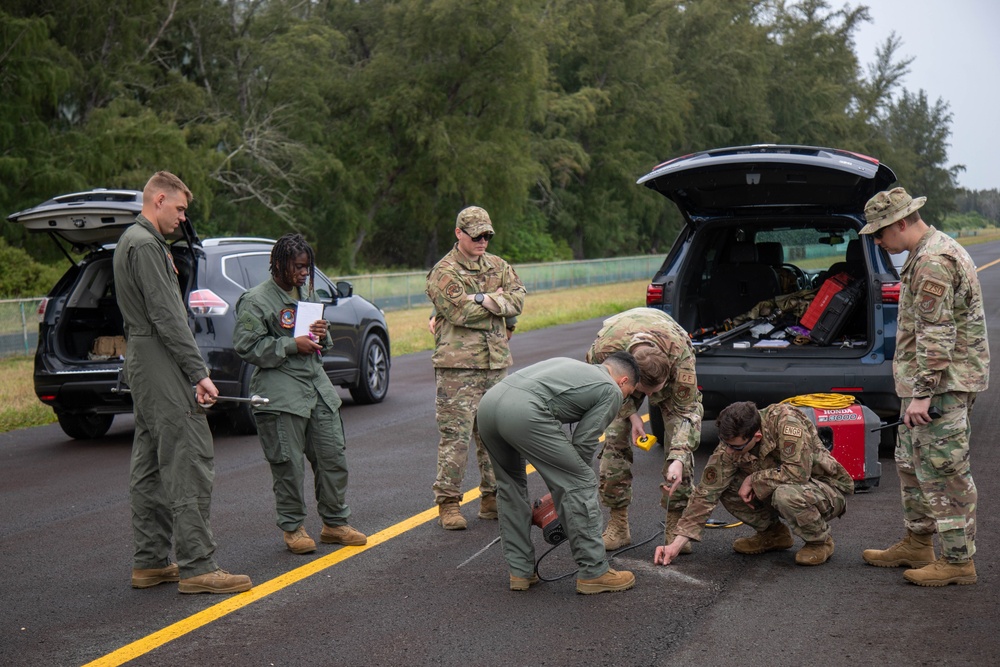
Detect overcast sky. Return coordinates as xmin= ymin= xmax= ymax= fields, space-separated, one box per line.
xmin=851 ymin=0 xmax=1000 ymax=191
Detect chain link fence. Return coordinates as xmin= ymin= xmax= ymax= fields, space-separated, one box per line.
xmin=339 ymin=255 xmax=664 ymax=312
xmin=0 ymin=255 xmax=665 ymax=360
xmin=0 ymin=298 xmax=43 ymax=359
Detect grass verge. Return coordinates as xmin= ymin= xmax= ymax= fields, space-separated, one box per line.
xmin=0 ymin=356 xmax=58 ymax=432
xmin=0 ymin=279 xmax=649 ymax=434
xmin=386 ymin=279 xmax=648 ymax=357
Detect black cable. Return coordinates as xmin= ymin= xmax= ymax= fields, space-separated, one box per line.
xmin=534 ymin=522 xmax=666 ymax=582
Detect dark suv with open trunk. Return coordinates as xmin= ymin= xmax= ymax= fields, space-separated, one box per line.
xmin=8 ymin=189 xmax=390 ymax=439
xmin=639 ymin=145 xmax=902 ymax=442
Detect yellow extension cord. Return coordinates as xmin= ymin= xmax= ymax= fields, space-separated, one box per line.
xmin=780 ymin=393 xmax=856 ymax=409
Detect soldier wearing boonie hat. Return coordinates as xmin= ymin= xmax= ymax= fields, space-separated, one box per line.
xmin=858 ymin=186 xmax=927 ymax=236
xmin=859 ymin=186 xmax=989 ymax=587
xmin=426 ymin=205 xmax=526 ymax=531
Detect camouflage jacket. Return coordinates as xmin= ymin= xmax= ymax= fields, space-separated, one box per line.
xmin=426 ymin=244 xmax=525 ymax=369
xmin=586 ymin=307 xmax=701 ymax=460
xmin=675 ymin=403 xmax=854 ymax=542
xmin=895 ymin=227 xmax=989 ymax=397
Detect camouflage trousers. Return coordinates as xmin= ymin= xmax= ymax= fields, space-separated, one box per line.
xmin=433 ymin=367 xmax=503 ymax=504
xmin=895 ymin=393 xmax=978 ymax=562
xmin=718 ymin=477 xmax=846 ymax=542
xmin=598 ymin=401 xmax=697 ymax=512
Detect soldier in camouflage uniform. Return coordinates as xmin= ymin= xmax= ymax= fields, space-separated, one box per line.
xmin=426 ymin=206 xmax=526 ymax=530
xmin=859 ymin=187 xmax=988 ymax=586
xmin=654 ymin=401 xmax=853 ymax=567
xmin=585 ymin=308 xmax=703 ymax=552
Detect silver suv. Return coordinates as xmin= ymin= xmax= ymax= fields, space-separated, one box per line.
xmin=8 ymin=189 xmax=390 ymax=439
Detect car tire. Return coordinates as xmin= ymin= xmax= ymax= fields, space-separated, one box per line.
xmin=57 ymin=413 xmax=114 ymax=440
xmin=230 ymin=364 xmax=258 ymax=435
xmin=349 ymin=334 xmax=389 ymax=404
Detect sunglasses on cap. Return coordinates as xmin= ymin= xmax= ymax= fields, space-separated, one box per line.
xmin=461 ymin=229 xmax=494 ymax=242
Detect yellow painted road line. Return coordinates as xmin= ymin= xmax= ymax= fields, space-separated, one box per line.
xmin=977 ymin=257 xmax=1000 ymax=272
xmin=86 ymin=465 xmax=539 ymax=667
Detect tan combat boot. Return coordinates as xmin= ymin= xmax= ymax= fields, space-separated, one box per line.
xmin=664 ymin=509 xmax=692 ymax=555
xmin=284 ymin=526 xmax=317 ymax=554
xmin=509 ymin=573 xmax=540 ymax=591
xmin=178 ymin=569 xmax=252 ymax=594
xmin=732 ymin=522 xmax=794 ymax=554
xmin=602 ymin=507 xmax=631 ymax=550
xmin=478 ymin=492 xmax=498 ymax=520
xmin=321 ymin=524 xmax=368 ymax=546
xmin=576 ymin=568 xmax=636 ymax=595
xmin=862 ymin=530 xmax=934 ymax=568
xmin=903 ymin=557 xmax=977 ymax=587
xmin=131 ymin=562 xmax=180 ymax=589
xmin=438 ymin=500 xmax=467 ymax=530
xmin=795 ymin=536 xmax=835 ymax=565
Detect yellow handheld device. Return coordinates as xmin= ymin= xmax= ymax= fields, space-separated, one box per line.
xmin=635 ymin=434 xmax=657 ymax=451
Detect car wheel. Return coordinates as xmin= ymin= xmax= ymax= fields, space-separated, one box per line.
xmin=230 ymin=365 xmax=258 ymax=435
xmin=349 ymin=334 xmax=389 ymax=404
xmin=57 ymin=413 xmax=114 ymax=440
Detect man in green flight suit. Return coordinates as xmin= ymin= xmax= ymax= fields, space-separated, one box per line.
xmin=233 ymin=233 xmax=367 ymax=554
xmin=477 ymin=353 xmax=641 ymax=595
xmin=114 ymin=171 xmax=251 ymax=594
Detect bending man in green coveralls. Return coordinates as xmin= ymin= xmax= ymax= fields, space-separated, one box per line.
xmin=234 ymin=234 xmax=367 ymax=555
xmin=477 ymin=353 xmax=641 ymax=595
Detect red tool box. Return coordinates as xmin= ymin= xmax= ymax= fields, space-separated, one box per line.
xmin=800 ymin=272 xmax=852 ymax=330
xmin=797 ymin=404 xmax=881 ymax=492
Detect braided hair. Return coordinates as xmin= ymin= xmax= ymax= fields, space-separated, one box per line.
xmin=270 ymin=233 xmax=316 ymax=295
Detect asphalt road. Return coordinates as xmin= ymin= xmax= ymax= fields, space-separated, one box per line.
xmin=2 ymin=242 xmax=999 ymax=667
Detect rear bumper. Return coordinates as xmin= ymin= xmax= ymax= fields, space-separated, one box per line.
xmin=697 ymin=359 xmax=900 ymax=420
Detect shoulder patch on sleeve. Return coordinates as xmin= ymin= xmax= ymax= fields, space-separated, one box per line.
xmin=445 ymin=281 xmax=464 ymax=300
xmin=921 ymin=280 xmax=946 ymax=297
xmin=782 ymin=424 xmax=803 ymax=439
xmin=677 ymin=371 xmax=696 ymax=385
xmin=703 ymin=465 xmax=718 ymax=485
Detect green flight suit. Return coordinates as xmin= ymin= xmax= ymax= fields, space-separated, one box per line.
xmin=477 ymin=357 xmax=624 ymax=580
xmin=233 ymin=279 xmax=353 ymax=532
xmin=113 ymin=214 xmax=219 ymax=578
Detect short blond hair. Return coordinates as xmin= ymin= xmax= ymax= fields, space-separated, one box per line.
xmin=143 ymin=171 xmax=192 ymax=203
xmin=631 ymin=344 xmax=669 ymax=387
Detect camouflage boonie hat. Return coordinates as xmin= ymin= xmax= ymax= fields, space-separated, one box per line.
xmin=456 ymin=206 xmax=494 ymax=237
xmin=860 ymin=187 xmax=926 ymax=235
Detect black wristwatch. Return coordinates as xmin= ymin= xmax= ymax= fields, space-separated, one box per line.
xmin=474 ymin=293 xmax=485 ymax=305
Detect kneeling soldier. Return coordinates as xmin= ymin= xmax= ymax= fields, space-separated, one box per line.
xmin=654 ymin=401 xmax=853 ymax=567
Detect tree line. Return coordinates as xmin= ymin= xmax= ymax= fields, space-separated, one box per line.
xmin=0 ymin=0 xmax=983 ymax=275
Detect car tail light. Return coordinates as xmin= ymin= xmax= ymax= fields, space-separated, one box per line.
xmin=646 ymin=284 xmax=664 ymax=307
xmin=188 ymin=289 xmax=229 ymax=316
xmin=881 ymin=282 xmax=901 ymax=304
xmin=38 ymin=394 xmax=57 ymax=403
xmin=37 ymin=297 xmax=49 ymax=322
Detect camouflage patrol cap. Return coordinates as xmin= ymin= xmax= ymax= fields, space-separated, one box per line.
xmin=859 ymin=187 xmax=926 ymax=235
xmin=456 ymin=206 xmax=494 ymax=237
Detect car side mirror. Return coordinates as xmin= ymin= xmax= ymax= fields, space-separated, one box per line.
xmin=336 ymin=281 xmax=353 ymax=298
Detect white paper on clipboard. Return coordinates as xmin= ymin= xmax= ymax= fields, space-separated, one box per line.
xmin=293 ymin=301 xmax=324 ymax=338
